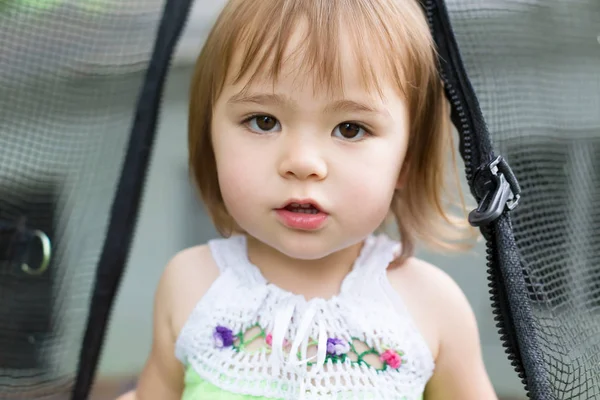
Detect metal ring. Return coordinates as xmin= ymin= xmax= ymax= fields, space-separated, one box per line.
xmin=21 ymin=229 xmax=52 ymax=276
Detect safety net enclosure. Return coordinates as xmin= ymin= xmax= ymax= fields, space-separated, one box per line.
xmin=424 ymin=0 xmax=600 ymax=399
xmin=1 ymin=0 xmax=599 ymax=399
xmin=0 ymin=0 xmax=193 ymax=398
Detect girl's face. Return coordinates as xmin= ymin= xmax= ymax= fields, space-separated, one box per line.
xmin=210 ymin=28 xmax=410 ymax=261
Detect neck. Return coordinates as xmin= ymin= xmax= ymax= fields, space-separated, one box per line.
xmin=245 ymin=235 xmax=364 ymax=300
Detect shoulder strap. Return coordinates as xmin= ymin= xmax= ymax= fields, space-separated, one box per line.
xmin=362 ymin=233 xmax=401 ymax=274
xmin=207 ymin=235 xmax=247 ymax=273
xmin=207 ymin=234 xmax=264 ymax=285
xmin=341 ymin=234 xmax=400 ymax=296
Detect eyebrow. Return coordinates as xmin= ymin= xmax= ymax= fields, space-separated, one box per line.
xmin=227 ymin=92 xmax=389 ymax=117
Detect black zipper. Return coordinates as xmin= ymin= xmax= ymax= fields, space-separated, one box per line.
xmin=421 ymin=0 xmax=530 ymax=396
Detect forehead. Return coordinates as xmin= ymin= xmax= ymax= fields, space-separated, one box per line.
xmin=222 ymin=16 xmax=407 ymax=104
xmin=218 ymin=37 xmax=407 ymax=129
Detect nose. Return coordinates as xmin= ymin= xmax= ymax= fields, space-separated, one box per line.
xmin=278 ymin=135 xmax=328 ymax=181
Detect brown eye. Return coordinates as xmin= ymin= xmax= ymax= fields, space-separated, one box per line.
xmin=248 ymin=115 xmax=280 ymax=132
xmin=334 ymin=122 xmax=366 ymax=140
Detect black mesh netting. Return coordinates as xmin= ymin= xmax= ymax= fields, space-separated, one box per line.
xmin=441 ymin=0 xmax=600 ymax=398
xmin=0 ymin=1 xmax=174 ymax=398
xmin=2 ymin=0 xmax=600 ymax=399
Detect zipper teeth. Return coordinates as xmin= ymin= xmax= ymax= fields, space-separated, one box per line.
xmin=443 ymin=77 xmax=473 ymax=182
xmin=423 ymin=0 xmax=529 ymax=394
xmin=485 ymin=231 xmax=529 ymax=387
xmin=423 ymin=0 xmax=474 ymax=190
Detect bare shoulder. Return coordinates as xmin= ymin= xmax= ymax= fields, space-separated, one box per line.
xmin=388 ymin=257 xmax=468 ymax=302
xmin=164 ymin=244 xmax=220 ymax=286
xmin=387 ymin=257 xmax=496 ymax=399
xmin=386 ymin=257 xmax=475 ymax=360
xmin=134 ymin=244 xmax=221 ymax=400
xmin=159 ymin=244 xmax=221 ymax=338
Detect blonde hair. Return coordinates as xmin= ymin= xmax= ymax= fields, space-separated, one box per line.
xmin=189 ymin=0 xmax=476 ymax=267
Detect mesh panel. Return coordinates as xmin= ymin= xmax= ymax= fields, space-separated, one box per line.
xmin=0 ymin=1 xmax=164 ymax=397
xmin=444 ymin=1 xmax=600 ymax=398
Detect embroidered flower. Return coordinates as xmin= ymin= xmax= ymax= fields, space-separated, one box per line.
xmin=326 ymin=338 xmax=350 ymax=356
xmin=380 ymin=349 xmax=402 ymax=369
xmin=265 ymin=332 xmax=289 ymax=348
xmin=213 ymin=326 xmax=234 ymax=348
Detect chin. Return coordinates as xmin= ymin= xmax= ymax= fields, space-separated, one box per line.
xmin=266 ymin=229 xmax=367 ymax=261
xmin=277 ymin=246 xmax=331 ymax=261
xmin=270 ymin=232 xmax=333 ymax=260
xmin=240 ymin=216 xmax=374 ymax=260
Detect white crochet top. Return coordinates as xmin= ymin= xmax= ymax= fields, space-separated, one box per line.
xmin=175 ymin=234 xmax=435 ymax=399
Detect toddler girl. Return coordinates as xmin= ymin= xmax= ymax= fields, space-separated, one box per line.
xmin=122 ymin=0 xmax=497 ymax=398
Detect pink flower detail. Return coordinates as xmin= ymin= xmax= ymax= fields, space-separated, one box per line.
xmin=380 ymin=349 xmax=402 ymax=369
xmin=265 ymin=333 xmax=289 ymax=348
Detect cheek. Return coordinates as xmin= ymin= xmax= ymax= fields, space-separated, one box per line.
xmin=217 ymin=160 xmax=246 ymax=213
xmin=337 ymin=143 xmax=405 ymax=218
xmin=213 ymin=133 xmax=270 ymax=219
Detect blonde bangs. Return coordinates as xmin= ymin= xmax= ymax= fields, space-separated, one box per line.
xmin=208 ymin=0 xmax=437 ymax=102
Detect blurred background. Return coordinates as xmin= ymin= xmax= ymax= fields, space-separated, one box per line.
xmin=0 ymin=1 xmax=530 ymax=399
xmin=92 ymin=3 xmax=526 ymax=399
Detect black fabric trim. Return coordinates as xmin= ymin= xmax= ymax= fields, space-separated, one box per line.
xmin=494 ymin=215 xmax=553 ymax=398
xmin=71 ymin=0 xmax=194 ymax=398
xmin=430 ymin=0 xmax=495 ymax=171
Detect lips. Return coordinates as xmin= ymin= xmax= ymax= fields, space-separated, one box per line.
xmin=278 ymin=199 xmax=326 ymax=213
xmin=275 ymin=199 xmax=329 ymax=230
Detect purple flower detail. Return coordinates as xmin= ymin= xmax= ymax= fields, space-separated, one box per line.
xmin=326 ymin=338 xmax=350 ymax=356
xmin=213 ymin=326 xmax=234 ymax=348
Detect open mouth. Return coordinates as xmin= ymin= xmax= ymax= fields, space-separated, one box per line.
xmin=283 ymin=202 xmax=321 ymax=214
xmin=275 ymin=199 xmax=328 ymax=230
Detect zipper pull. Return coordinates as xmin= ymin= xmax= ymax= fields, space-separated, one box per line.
xmin=468 ymin=156 xmax=521 ymax=227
